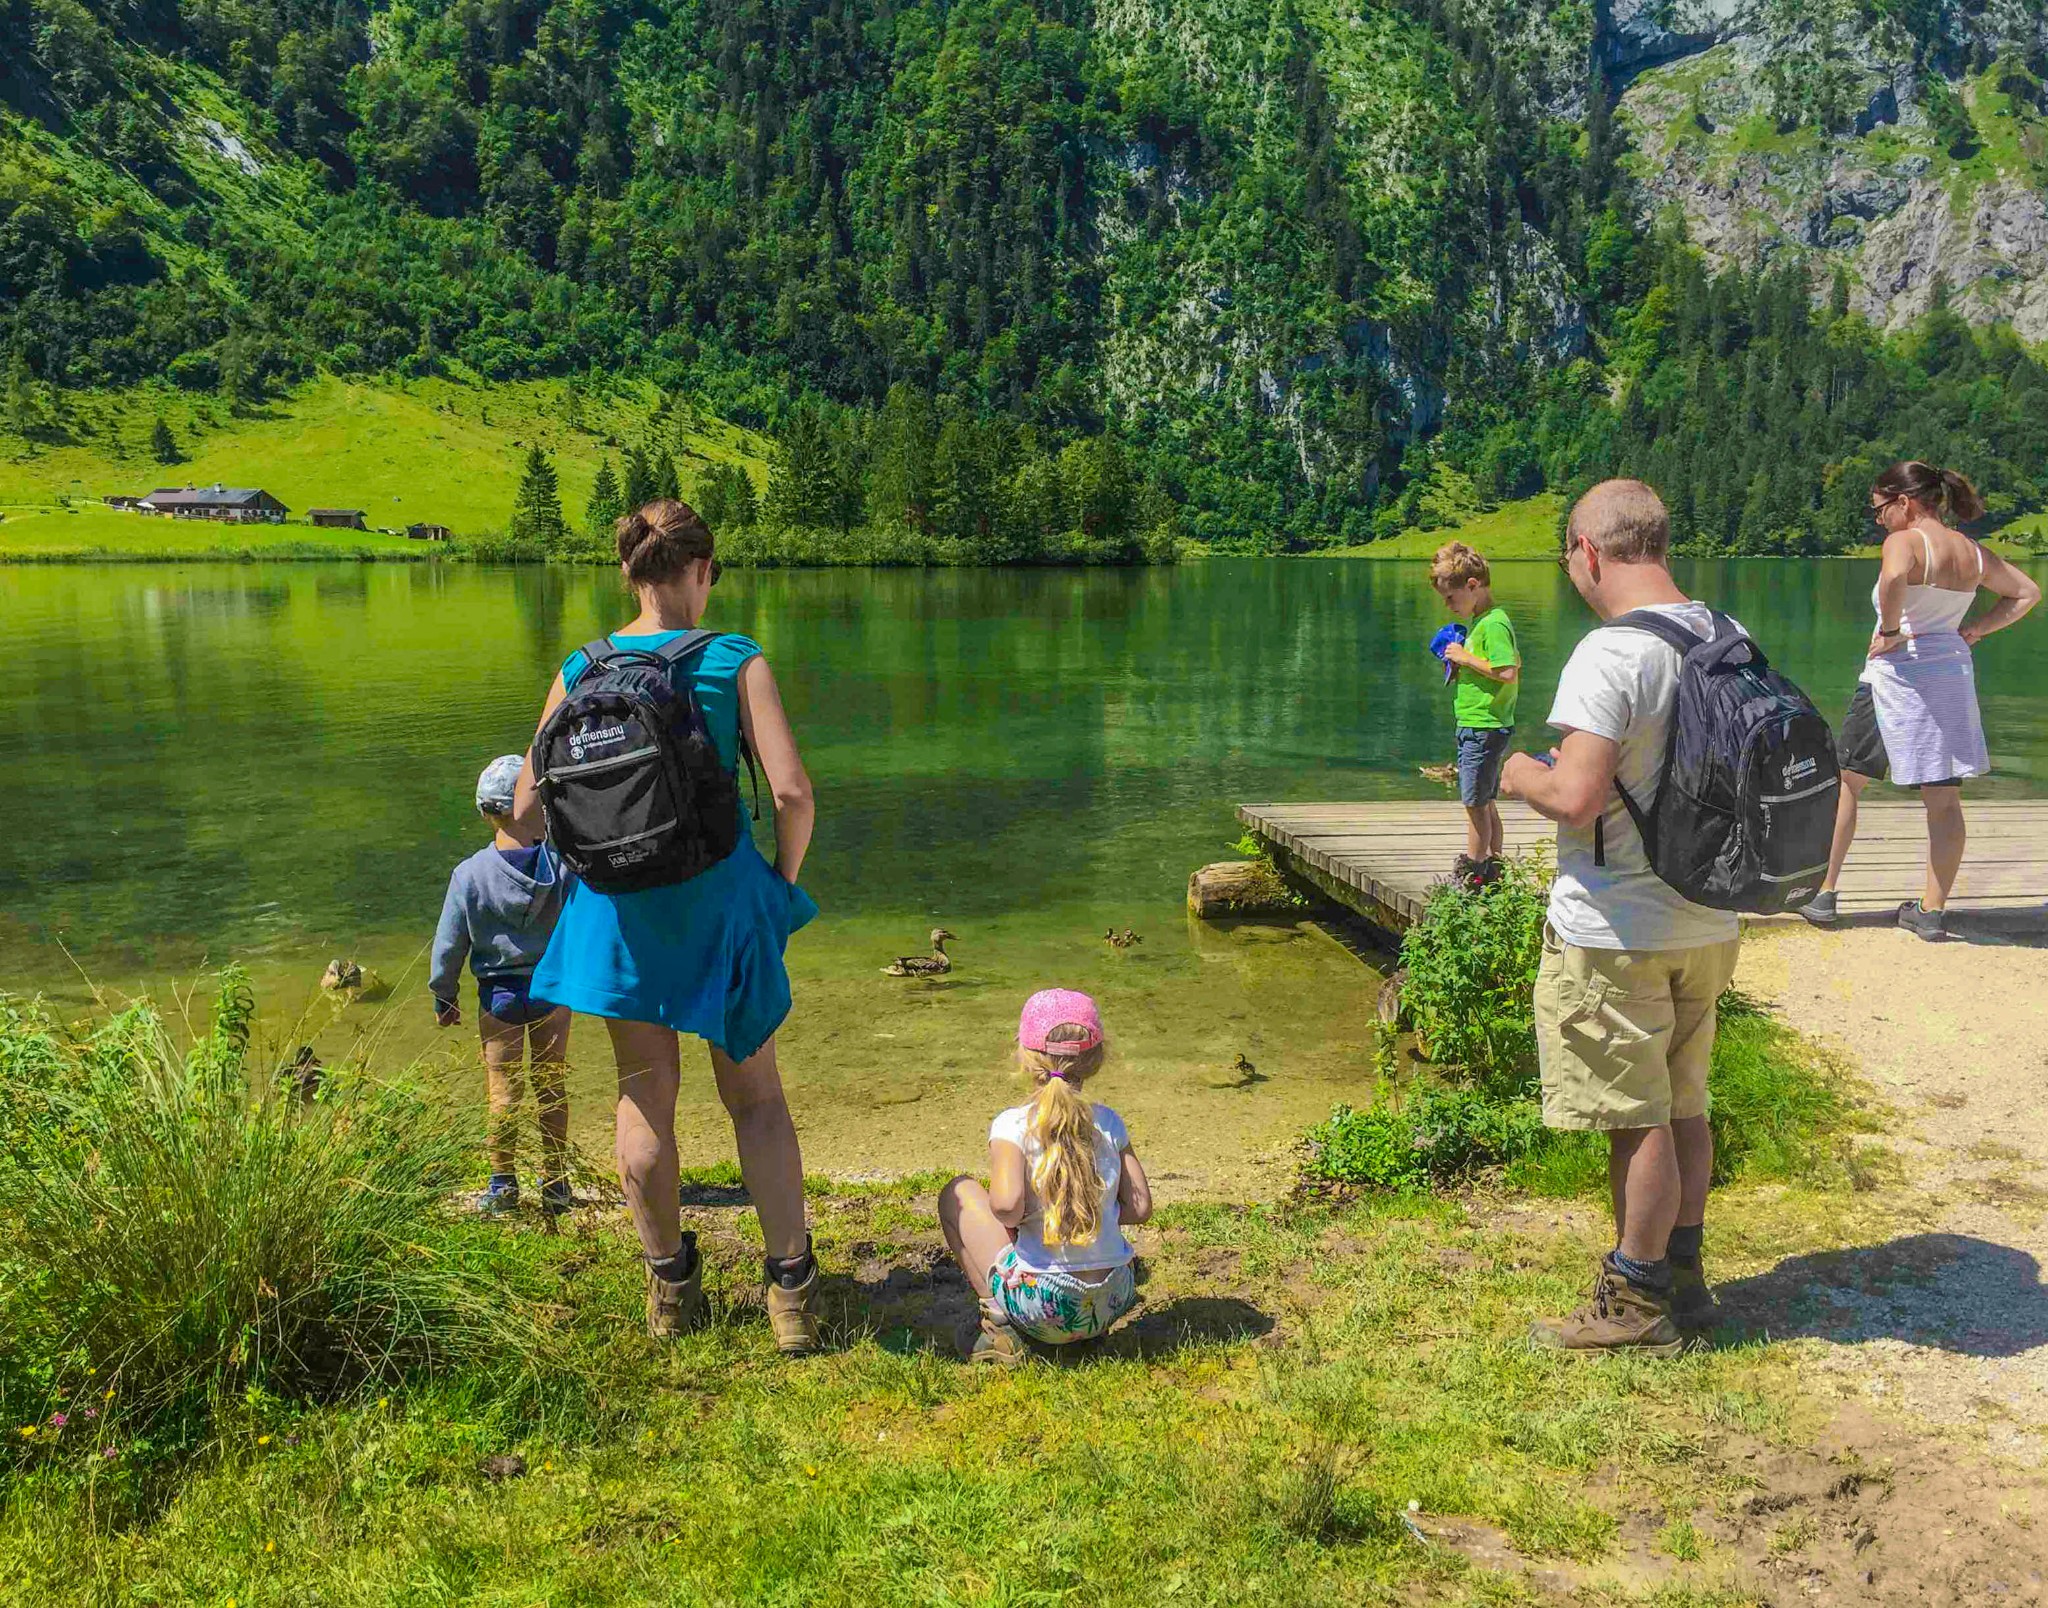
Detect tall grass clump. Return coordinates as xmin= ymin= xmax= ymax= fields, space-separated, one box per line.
xmin=1304 ymin=855 xmax=1861 ymax=1197
xmin=0 ymin=971 xmax=563 ymax=1459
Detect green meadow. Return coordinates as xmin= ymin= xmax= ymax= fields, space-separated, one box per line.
xmin=0 ymin=376 xmax=769 ymax=556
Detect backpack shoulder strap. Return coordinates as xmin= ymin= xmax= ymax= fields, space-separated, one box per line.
xmin=651 ymin=629 xmax=721 ymax=667
xmin=1601 ymin=608 xmax=1705 ymax=657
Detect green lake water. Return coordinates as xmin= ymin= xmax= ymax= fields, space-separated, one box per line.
xmin=5 ymin=557 xmax=2045 ymax=1192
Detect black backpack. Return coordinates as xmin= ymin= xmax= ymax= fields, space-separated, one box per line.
xmin=1595 ymin=610 xmax=1838 ymax=915
xmin=534 ymin=630 xmax=755 ymax=894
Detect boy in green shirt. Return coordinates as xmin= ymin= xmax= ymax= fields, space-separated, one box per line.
xmin=1431 ymin=542 xmax=1521 ymax=886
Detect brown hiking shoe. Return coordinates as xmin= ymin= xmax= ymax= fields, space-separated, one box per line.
xmin=645 ymin=1257 xmax=706 ymax=1340
xmin=1530 ymin=1263 xmax=1685 ymax=1356
xmin=765 ymin=1259 xmax=823 ymax=1356
xmin=1670 ymin=1261 xmax=1721 ymax=1331
xmin=958 ymin=1307 xmax=1030 ymax=1367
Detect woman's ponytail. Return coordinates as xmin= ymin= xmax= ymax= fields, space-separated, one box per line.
xmin=1020 ymin=1025 xmax=1108 ymax=1247
xmin=1872 ymin=461 xmax=1985 ymax=525
xmin=1939 ymin=468 xmax=1986 ymax=524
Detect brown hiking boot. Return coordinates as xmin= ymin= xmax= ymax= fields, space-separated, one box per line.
xmin=1530 ymin=1263 xmax=1685 ymax=1356
xmin=765 ymin=1257 xmax=823 ymax=1356
xmin=1670 ymin=1261 xmax=1721 ymax=1331
xmin=645 ymin=1256 xmax=706 ymax=1340
xmin=958 ymin=1307 xmax=1030 ymax=1367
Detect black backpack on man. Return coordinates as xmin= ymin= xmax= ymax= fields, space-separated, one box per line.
xmin=533 ymin=630 xmax=755 ymax=894
xmin=1596 ymin=610 xmax=1838 ymax=915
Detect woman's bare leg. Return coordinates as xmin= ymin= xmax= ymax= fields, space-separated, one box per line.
xmin=1922 ymin=785 xmax=1966 ymax=911
xmin=1819 ymin=770 xmax=1871 ymax=893
xmin=938 ymin=1176 xmax=1016 ymax=1292
xmin=478 ymin=1011 xmax=525 ymax=1177
xmin=606 ymin=1018 xmax=683 ymax=1260
xmin=710 ymin=1037 xmax=808 ymax=1261
xmin=526 ymin=1006 xmax=572 ymax=1184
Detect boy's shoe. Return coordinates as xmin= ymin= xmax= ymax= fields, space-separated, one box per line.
xmin=959 ymin=1307 xmax=1030 ymax=1367
xmin=540 ymin=1177 xmax=574 ymax=1217
xmin=1898 ymin=900 xmax=1947 ymax=941
xmin=474 ymin=1175 xmax=520 ymax=1216
xmin=1797 ymin=889 xmax=1840 ymax=928
xmin=765 ymin=1241 xmax=823 ymax=1356
xmin=1473 ymin=857 xmax=1504 ymax=888
xmin=645 ymin=1255 xmax=707 ymax=1340
xmin=1451 ymin=853 xmax=1479 ymax=887
xmin=1529 ymin=1262 xmax=1684 ymax=1357
xmin=1670 ymin=1262 xmax=1721 ymax=1331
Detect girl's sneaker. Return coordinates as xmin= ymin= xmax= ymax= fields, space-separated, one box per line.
xmin=1898 ymin=900 xmax=1946 ymax=941
xmin=475 ymin=1175 xmax=520 ymax=1216
xmin=1798 ymin=890 xmax=1840 ymax=928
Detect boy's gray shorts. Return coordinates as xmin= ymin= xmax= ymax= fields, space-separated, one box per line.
xmin=1455 ymin=726 xmax=1514 ymax=808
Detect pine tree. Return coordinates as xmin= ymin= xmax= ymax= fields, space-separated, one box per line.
xmin=653 ymin=446 xmax=680 ymax=501
xmin=586 ymin=457 xmax=623 ymax=537
xmin=766 ymin=407 xmax=838 ymax=529
xmin=868 ymin=382 xmax=934 ymax=534
xmin=622 ymin=445 xmax=654 ymax=511
xmin=511 ymin=446 xmax=567 ymax=548
xmin=151 ymin=415 xmax=180 ymax=464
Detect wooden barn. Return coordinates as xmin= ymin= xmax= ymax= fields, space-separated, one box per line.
xmin=309 ymin=509 xmax=367 ymax=529
xmin=138 ymin=485 xmax=289 ymax=523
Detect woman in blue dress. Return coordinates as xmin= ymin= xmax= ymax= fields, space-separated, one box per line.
xmin=514 ymin=499 xmax=823 ymax=1352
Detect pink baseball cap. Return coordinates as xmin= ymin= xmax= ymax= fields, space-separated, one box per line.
xmin=1017 ymin=988 xmax=1105 ymax=1057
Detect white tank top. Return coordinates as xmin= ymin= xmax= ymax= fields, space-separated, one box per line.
xmin=1872 ymin=527 xmax=1982 ymax=640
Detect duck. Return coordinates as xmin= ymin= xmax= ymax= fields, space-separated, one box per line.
xmin=1103 ymin=927 xmax=1122 ymax=946
xmin=1120 ymin=928 xmax=1143 ymax=947
xmin=320 ymin=958 xmax=363 ymax=992
xmin=883 ymin=928 xmax=956 ymax=977
xmin=1418 ymin=761 xmax=1458 ymax=788
xmin=280 ymin=1045 xmax=323 ymax=1106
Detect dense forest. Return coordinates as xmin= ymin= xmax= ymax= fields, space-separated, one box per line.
xmin=3 ymin=0 xmax=2046 ymax=555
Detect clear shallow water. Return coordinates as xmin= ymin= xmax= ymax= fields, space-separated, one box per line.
xmin=4 ymin=558 xmax=2043 ymax=1191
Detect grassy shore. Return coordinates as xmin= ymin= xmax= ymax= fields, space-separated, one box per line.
xmin=1302 ymin=497 xmax=1566 ymax=562
xmin=0 ymin=375 xmax=769 ymax=557
xmin=0 ymin=945 xmax=1939 ymax=1605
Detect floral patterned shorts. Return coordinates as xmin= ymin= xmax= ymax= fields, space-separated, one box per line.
xmin=987 ymin=1247 xmax=1137 ymax=1344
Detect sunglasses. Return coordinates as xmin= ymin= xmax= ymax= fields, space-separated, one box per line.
xmin=708 ymin=558 xmax=723 ymax=586
xmin=1556 ymin=534 xmax=1579 ymax=572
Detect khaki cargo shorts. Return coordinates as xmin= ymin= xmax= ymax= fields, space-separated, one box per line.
xmin=1534 ymin=926 xmax=1741 ymax=1131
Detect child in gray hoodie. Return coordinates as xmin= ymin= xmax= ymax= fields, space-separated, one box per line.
xmin=431 ymin=754 xmax=573 ymax=1215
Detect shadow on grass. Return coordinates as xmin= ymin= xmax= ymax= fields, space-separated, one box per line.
xmin=1795 ymin=905 xmax=2048 ymax=948
xmin=1716 ymin=1232 xmax=2048 ymax=1357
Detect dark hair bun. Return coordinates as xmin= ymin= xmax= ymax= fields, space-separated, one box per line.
xmin=616 ymin=499 xmax=713 ymax=586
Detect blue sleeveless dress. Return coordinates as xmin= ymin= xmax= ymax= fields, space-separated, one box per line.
xmin=530 ymin=631 xmax=817 ymax=1061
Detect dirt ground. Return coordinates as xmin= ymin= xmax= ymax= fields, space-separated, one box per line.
xmin=1738 ymin=910 xmax=2048 ymax=1466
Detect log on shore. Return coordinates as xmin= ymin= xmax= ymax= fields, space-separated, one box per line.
xmin=1187 ymin=860 xmax=1302 ymax=919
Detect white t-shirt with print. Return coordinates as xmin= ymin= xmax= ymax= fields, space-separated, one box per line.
xmin=1545 ymin=601 xmax=1743 ymax=952
xmin=989 ymin=1101 xmax=1134 ymax=1273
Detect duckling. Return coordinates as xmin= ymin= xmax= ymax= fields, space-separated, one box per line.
xmin=280 ymin=1045 xmax=323 ymax=1107
xmin=1120 ymin=928 xmax=1142 ymax=947
xmin=1217 ymin=1052 xmax=1267 ymax=1091
xmin=1418 ymin=761 xmax=1458 ymax=788
xmin=883 ymin=928 xmax=956 ymax=977
xmin=1103 ymin=927 xmax=1121 ymax=946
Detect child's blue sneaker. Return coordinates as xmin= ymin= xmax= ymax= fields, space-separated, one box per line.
xmin=540 ymin=1177 xmax=574 ymax=1216
xmin=475 ymin=1174 xmax=521 ymax=1215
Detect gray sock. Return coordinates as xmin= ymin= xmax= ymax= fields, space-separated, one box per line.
xmin=1607 ymin=1249 xmax=1671 ymax=1292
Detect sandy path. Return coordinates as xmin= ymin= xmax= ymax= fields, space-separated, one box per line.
xmin=1737 ymin=908 xmax=2048 ymax=1460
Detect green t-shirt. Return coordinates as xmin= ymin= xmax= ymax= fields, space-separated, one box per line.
xmin=1452 ymin=606 xmax=1520 ymax=729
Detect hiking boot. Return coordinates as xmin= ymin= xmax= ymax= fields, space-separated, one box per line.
xmin=1670 ymin=1262 xmax=1721 ymax=1331
xmin=1897 ymin=900 xmax=1946 ymax=941
xmin=958 ymin=1307 xmax=1030 ymax=1367
xmin=1529 ymin=1263 xmax=1684 ymax=1357
xmin=645 ymin=1254 xmax=706 ymax=1340
xmin=764 ymin=1243 xmax=823 ymax=1356
xmin=1797 ymin=889 xmax=1839 ymax=928
xmin=474 ymin=1175 xmax=520 ymax=1216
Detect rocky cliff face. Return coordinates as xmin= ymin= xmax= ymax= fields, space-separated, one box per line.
xmin=1617 ymin=2 xmax=2048 ymax=339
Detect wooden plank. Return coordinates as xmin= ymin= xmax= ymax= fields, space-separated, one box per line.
xmin=1235 ymin=800 xmax=2048 ymax=933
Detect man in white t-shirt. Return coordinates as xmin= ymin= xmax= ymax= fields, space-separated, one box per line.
xmin=1499 ymin=480 xmax=1742 ymax=1355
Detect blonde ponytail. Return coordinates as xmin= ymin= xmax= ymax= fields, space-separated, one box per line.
xmin=1021 ymin=1027 xmax=1107 ymax=1247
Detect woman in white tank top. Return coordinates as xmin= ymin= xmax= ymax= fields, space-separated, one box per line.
xmin=1799 ymin=462 xmax=2039 ymax=939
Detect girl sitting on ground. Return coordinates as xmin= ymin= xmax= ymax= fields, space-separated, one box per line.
xmin=938 ymin=988 xmax=1152 ymax=1364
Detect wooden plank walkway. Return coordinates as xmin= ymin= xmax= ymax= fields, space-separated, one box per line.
xmin=1239 ymin=800 xmax=2048 ymax=934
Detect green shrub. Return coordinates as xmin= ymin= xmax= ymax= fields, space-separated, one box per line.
xmin=0 ymin=974 xmax=564 ymax=1460
xmin=1304 ymin=1083 xmax=1550 ymax=1192
xmin=1397 ymin=850 xmax=1548 ymax=1089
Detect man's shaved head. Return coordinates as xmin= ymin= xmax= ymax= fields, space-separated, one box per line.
xmin=1568 ymin=480 xmax=1670 ymax=564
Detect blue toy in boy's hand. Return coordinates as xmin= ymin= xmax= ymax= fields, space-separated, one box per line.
xmin=1429 ymin=622 xmax=1467 ymax=684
